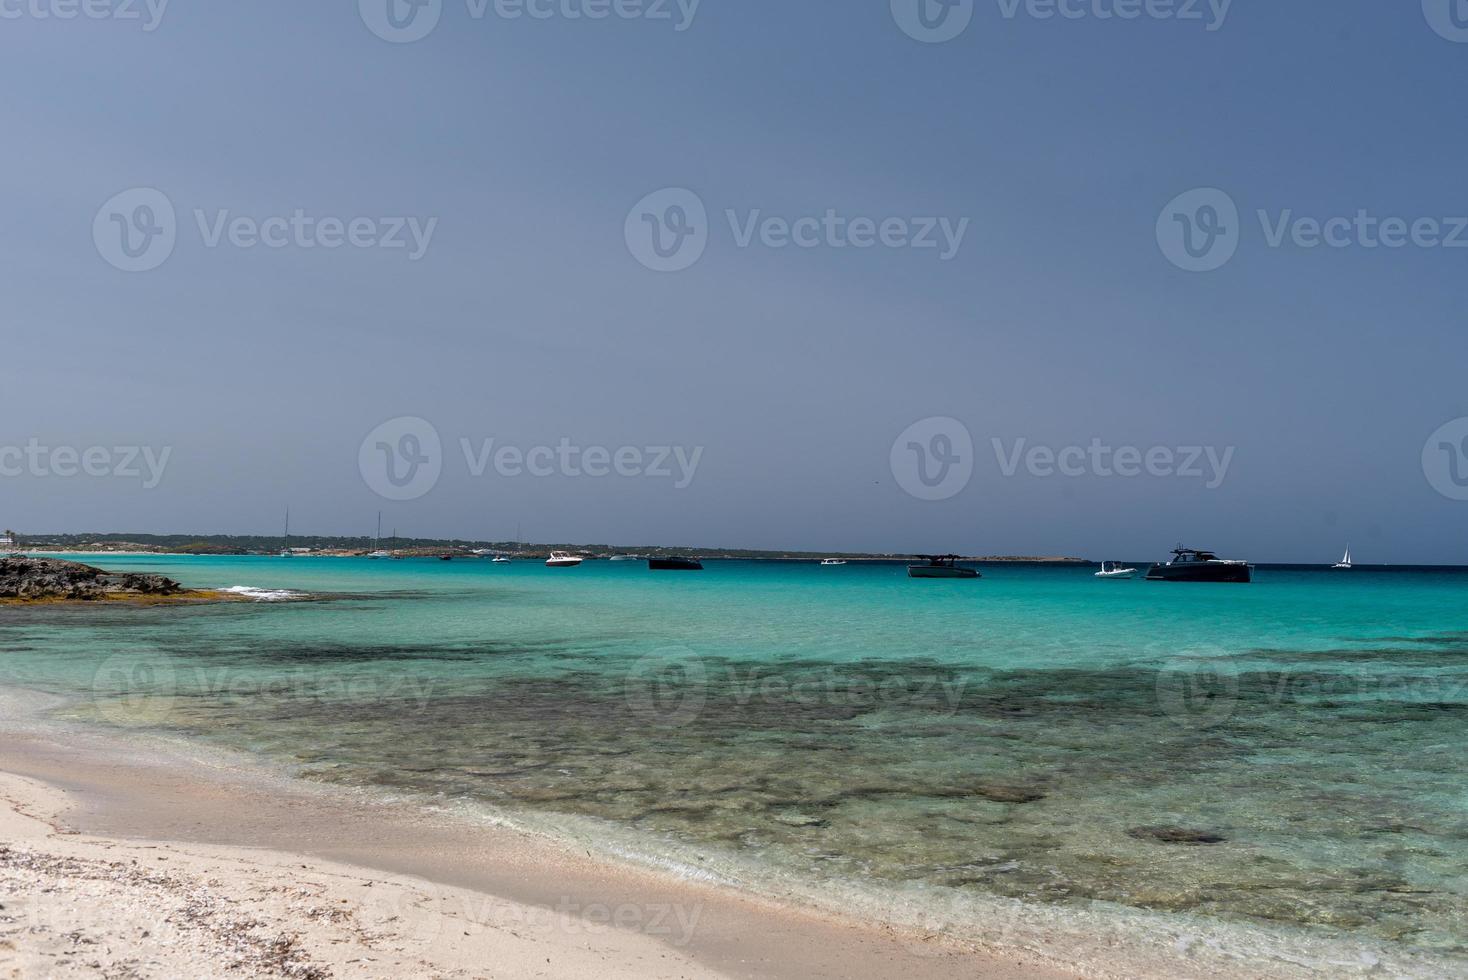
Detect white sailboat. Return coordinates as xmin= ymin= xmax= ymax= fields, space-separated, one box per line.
xmin=1332 ymin=546 xmax=1353 ymax=570
xmin=368 ymin=513 xmax=391 ymax=559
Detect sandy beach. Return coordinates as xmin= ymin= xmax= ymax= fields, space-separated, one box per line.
xmin=0 ymin=719 xmax=1082 ymax=980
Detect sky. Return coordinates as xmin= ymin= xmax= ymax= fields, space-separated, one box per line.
xmin=1 ymin=0 xmax=1466 ymax=562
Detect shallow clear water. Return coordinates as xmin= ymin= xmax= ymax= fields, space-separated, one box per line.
xmin=3 ymin=555 xmax=1466 ymax=965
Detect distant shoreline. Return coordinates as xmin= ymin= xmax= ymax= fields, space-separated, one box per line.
xmin=9 ymin=538 xmax=1089 ymax=563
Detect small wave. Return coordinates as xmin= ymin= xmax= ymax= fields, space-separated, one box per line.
xmin=222 ymin=586 xmax=308 ymax=602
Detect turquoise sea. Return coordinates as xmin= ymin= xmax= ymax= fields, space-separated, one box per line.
xmin=3 ymin=555 xmax=1466 ymax=970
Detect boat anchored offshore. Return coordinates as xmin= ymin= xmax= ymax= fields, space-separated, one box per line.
xmin=907 ymin=555 xmax=980 ymax=579
xmin=546 ymin=552 xmax=584 ymax=568
xmin=820 ymin=558 xmax=848 ymax=566
xmin=1145 ymin=547 xmax=1252 ymax=583
xmin=1095 ymin=561 xmax=1138 ymax=580
xmin=649 ymin=556 xmax=703 ymax=571
xmin=1332 ymin=546 xmax=1353 ymax=570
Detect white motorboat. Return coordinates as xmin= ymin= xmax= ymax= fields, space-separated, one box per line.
xmin=546 ymin=551 xmax=584 ymax=567
xmin=609 ymin=555 xmax=645 ymax=562
xmin=491 ymin=556 xmax=512 ymax=563
xmin=820 ymin=558 xmax=847 ymax=566
xmin=1332 ymin=547 xmax=1353 ymax=570
xmin=1095 ymin=561 xmax=1137 ymax=580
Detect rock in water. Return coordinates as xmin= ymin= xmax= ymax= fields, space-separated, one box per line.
xmin=0 ymin=556 xmax=183 ymax=601
xmin=1126 ymin=825 xmax=1228 ymax=845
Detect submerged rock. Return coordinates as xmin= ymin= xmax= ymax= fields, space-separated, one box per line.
xmin=1126 ymin=825 xmax=1228 ymax=845
xmin=0 ymin=556 xmax=183 ymax=601
xmin=971 ymin=783 xmax=1047 ymax=804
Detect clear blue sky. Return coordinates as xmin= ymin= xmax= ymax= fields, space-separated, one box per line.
xmin=2 ymin=1 xmax=1465 ymax=562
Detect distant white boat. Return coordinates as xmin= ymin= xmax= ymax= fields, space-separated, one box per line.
xmin=1095 ymin=561 xmax=1137 ymax=580
xmin=1332 ymin=547 xmax=1353 ymax=570
xmin=820 ymin=558 xmax=847 ymax=566
xmin=492 ymin=556 xmax=512 ymax=563
xmin=546 ymin=551 xmax=583 ymax=568
xmin=609 ymin=555 xmax=644 ymax=562
xmin=367 ymin=513 xmax=389 ymax=559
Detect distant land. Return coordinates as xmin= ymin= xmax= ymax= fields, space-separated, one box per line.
xmin=3 ymin=532 xmax=1087 ymax=564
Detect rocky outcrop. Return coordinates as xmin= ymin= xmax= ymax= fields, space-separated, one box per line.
xmin=0 ymin=556 xmax=183 ymax=601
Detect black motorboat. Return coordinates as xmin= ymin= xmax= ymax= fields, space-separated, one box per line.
xmin=649 ymin=556 xmax=704 ymax=571
xmin=907 ymin=555 xmax=981 ymax=579
xmin=1145 ymin=547 xmax=1252 ymax=583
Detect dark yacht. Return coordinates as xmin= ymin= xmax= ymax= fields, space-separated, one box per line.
xmin=907 ymin=555 xmax=981 ymax=579
xmin=1145 ymin=547 xmax=1252 ymax=583
xmin=649 ymin=556 xmax=704 ymax=571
